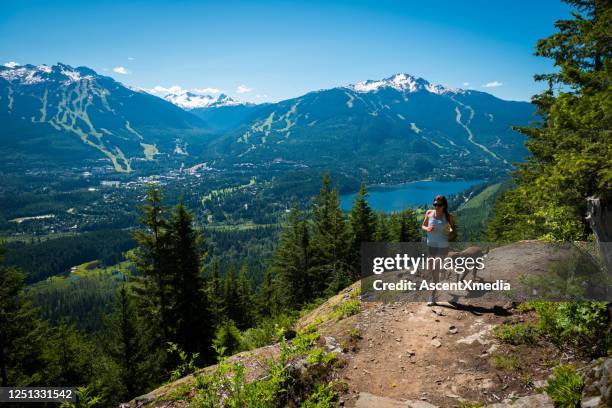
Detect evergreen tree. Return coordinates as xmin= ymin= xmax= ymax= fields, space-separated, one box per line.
xmin=272 ymin=205 xmax=312 ymax=308
xmin=204 ymin=258 xmax=226 ymax=326
xmin=236 ymin=264 xmax=255 ymax=329
xmin=41 ymin=322 xmax=94 ymax=387
xmin=0 ymin=246 xmax=47 ymax=387
xmin=255 ymin=268 xmax=280 ymax=318
xmin=488 ymin=0 xmax=611 ymax=241
xmin=348 ymin=183 xmax=376 ymax=278
xmin=167 ymin=202 xmax=210 ymax=356
xmin=374 ymin=211 xmax=391 ymax=242
xmin=131 ymin=186 xmax=172 ymax=346
xmin=390 ymin=209 xmax=421 ymax=242
xmin=223 ymin=264 xmax=240 ymax=323
xmin=310 ymin=173 xmax=351 ymax=296
xmin=103 ymin=283 xmax=150 ymax=401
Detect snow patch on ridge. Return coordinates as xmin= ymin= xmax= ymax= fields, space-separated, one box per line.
xmin=348 ymin=73 xmax=464 ymax=96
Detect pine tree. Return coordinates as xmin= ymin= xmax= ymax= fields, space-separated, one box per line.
xmin=103 ymin=283 xmax=149 ymax=400
xmin=374 ymin=211 xmax=391 ymax=242
xmin=256 ymin=268 xmax=279 ymax=318
xmin=310 ymin=173 xmax=351 ymax=296
xmin=348 ymin=183 xmax=376 ymax=278
xmin=236 ymin=264 xmax=255 ymax=329
xmin=223 ymin=264 xmax=240 ymax=322
xmin=41 ymin=322 xmax=94 ymax=387
xmin=392 ymin=209 xmax=421 ymax=242
xmin=131 ymin=186 xmax=172 ymax=346
xmin=204 ymin=258 xmax=226 ymax=326
xmin=272 ymin=205 xmax=312 ymax=308
xmin=0 ymin=246 xmax=47 ymax=387
xmin=488 ymin=0 xmax=612 ymax=241
xmin=166 ymin=202 xmax=210 ymax=356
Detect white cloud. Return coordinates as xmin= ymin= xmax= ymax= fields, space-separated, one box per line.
xmin=462 ymin=82 xmax=470 ymax=87
xmin=482 ymin=81 xmax=503 ymax=88
xmin=255 ymin=94 xmax=268 ymax=99
xmin=3 ymin=61 xmax=19 ymax=68
xmin=113 ymin=66 xmax=130 ymax=75
xmin=127 ymin=57 xmax=135 ymax=61
xmin=236 ymin=84 xmax=253 ymax=94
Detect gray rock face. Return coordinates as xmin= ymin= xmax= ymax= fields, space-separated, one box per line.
xmin=354 ymin=392 xmax=439 ymax=408
xmin=580 ymin=357 xmax=611 ymax=408
xmin=486 ymin=393 xmax=553 ymax=407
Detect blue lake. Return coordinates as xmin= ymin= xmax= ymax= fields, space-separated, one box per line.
xmin=340 ymin=180 xmax=486 ymax=212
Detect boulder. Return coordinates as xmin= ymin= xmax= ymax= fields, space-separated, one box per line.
xmin=580 ymin=357 xmax=611 ymax=408
xmin=486 ymin=393 xmax=553 ymax=407
xmin=354 ymin=392 xmax=438 ymax=408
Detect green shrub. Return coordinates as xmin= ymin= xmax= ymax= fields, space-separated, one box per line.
xmin=212 ymin=320 xmax=245 ymax=358
xmin=241 ymin=313 xmax=296 ymax=350
xmin=490 ymin=354 xmax=522 ymax=372
xmin=292 ymin=330 xmax=320 ymax=355
xmin=305 ymin=347 xmax=337 ymax=366
xmin=458 ymin=402 xmax=484 ymax=408
xmin=166 ymin=342 xmax=200 ymax=382
xmin=333 ymin=299 xmax=360 ymax=320
xmin=523 ymin=301 xmax=611 ymax=357
xmin=493 ymin=322 xmax=540 ymax=345
xmin=544 ymin=364 xmax=583 ymax=408
xmin=300 ymin=382 xmax=338 ymax=408
xmin=60 ymin=386 xmax=101 ymax=408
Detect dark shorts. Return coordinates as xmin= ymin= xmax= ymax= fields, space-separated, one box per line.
xmin=427 ymin=246 xmax=449 ymax=258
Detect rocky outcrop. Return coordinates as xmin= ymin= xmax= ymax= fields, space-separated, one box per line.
xmin=580 ymin=357 xmax=611 ymax=408
xmin=354 ymin=392 xmax=438 ymax=408
xmin=486 ymin=393 xmax=553 ymax=407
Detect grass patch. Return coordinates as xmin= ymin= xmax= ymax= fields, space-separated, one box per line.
xmin=544 ymin=364 xmax=583 ymax=408
xmin=490 ymin=354 xmax=522 ymax=372
xmin=301 ymin=382 xmax=338 ymax=408
xmin=518 ymin=301 xmax=611 ymax=357
xmin=493 ymin=322 xmax=540 ymax=345
xmin=187 ymin=327 xmax=337 ymax=407
xmin=333 ymin=299 xmax=360 ymax=320
xmin=458 ymin=402 xmax=484 ymax=408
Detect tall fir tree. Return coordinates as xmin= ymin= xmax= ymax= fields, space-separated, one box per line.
xmin=255 ymin=268 xmax=280 ymax=318
xmin=236 ymin=264 xmax=255 ymax=329
xmin=348 ymin=183 xmax=376 ymax=278
xmin=272 ymin=205 xmax=313 ymax=308
xmin=310 ymin=173 xmax=351 ymax=296
xmin=204 ymin=258 xmax=226 ymax=327
xmin=131 ymin=186 xmax=172 ymax=347
xmin=102 ymin=283 xmax=150 ymax=401
xmin=488 ymin=0 xmax=611 ymax=241
xmin=390 ymin=209 xmax=421 ymax=242
xmin=0 ymin=245 xmax=47 ymax=387
xmin=374 ymin=211 xmax=391 ymax=242
xmin=167 ymin=202 xmax=210 ymax=356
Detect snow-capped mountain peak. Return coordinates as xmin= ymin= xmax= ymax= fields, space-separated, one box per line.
xmin=0 ymin=62 xmax=97 ymax=85
xmin=162 ymin=91 xmax=243 ymax=110
xmin=348 ymin=73 xmax=462 ymax=95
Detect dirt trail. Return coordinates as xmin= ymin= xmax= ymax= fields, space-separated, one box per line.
xmin=335 ymin=301 xmax=523 ymax=406
xmin=312 ymin=241 xmax=575 ymax=407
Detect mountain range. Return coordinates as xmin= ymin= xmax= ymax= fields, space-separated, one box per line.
xmin=0 ymin=63 xmax=207 ymax=172
xmin=0 ymin=64 xmax=535 ymax=180
xmin=207 ymin=73 xmax=535 ymax=180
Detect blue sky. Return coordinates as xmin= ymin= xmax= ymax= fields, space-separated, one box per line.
xmin=0 ymin=0 xmax=572 ymax=102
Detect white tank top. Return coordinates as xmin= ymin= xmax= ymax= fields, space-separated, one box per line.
xmin=426 ymin=212 xmax=449 ymax=248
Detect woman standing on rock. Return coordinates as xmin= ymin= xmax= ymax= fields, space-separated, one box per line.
xmin=421 ymin=195 xmax=456 ymax=305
